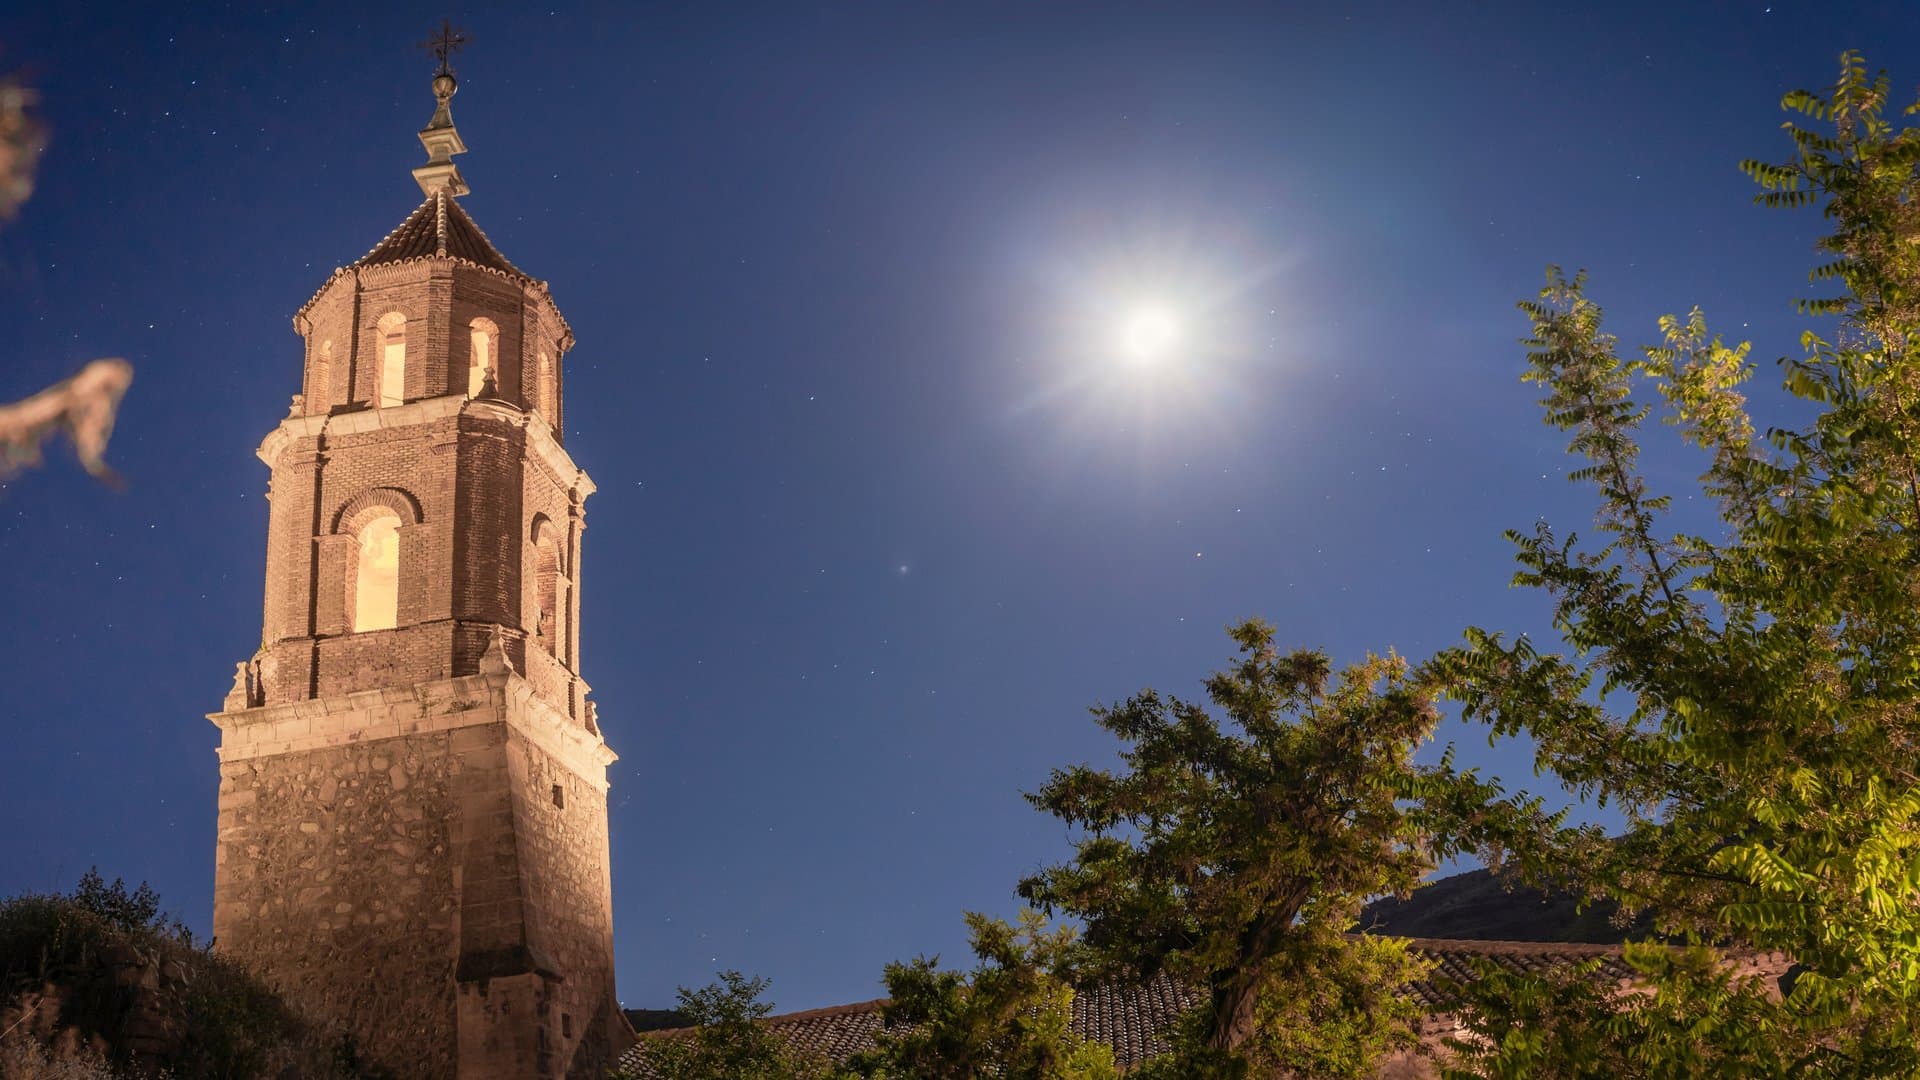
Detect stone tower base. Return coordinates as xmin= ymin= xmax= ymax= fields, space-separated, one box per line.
xmin=210 ymin=657 xmax=630 ymax=1078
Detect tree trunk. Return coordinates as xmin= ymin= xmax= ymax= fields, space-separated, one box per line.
xmin=1208 ymin=901 xmax=1299 ymax=1057
xmin=1207 ymin=969 xmax=1262 ymax=1055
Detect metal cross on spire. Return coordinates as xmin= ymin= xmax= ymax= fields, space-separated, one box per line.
xmin=412 ymin=18 xmax=472 ymax=197
xmin=419 ymin=19 xmax=469 ymax=78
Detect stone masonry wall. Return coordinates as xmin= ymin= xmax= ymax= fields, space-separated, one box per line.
xmin=215 ymin=725 xmax=466 ymax=1078
xmin=500 ymin=700 xmax=619 ymax=1076
xmin=212 ymin=669 xmax=621 ymax=1079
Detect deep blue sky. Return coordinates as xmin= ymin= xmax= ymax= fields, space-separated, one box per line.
xmin=1 ymin=2 xmax=1914 ymax=1013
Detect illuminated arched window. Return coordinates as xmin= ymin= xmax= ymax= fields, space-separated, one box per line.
xmin=353 ymin=511 xmax=402 ymax=632
xmin=468 ymin=317 xmax=499 ymax=398
xmin=531 ymin=516 xmax=561 ymax=650
xmin=377 ymin=312 xmax=407 ymax=407
xmin=536 ymin=349 xmax=553 ymax=419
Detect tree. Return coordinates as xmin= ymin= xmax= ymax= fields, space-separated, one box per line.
xmin=1428 ymin=52 xmax=1920 ymax=1077
xmin=844 ymin=910 xmax=1118 ymax=1080
xmin=618 ymin=971 xmax=835 ymax=1080
xmin=69 ymin=868 xmax=169 ymax=938
xmin=1018 ymin=621 xmax=1538 ymax=1078
xmin=0 ymin=874 xmax=379 ymax=1077
xmin=0 ymin=66 xmax=43 ymax=219
xmin=0 ymin=66 xmax=132 ymax=489
xmin=0 ymin=358 xmax=134 ymax=487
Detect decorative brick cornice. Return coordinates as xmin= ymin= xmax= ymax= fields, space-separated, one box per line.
xmin=291 ymin=269 xmax=355 ymax=330
xmin=292 ymin=252 xmax=573 ymax=347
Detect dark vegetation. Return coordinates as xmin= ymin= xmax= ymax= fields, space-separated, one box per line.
xmin=620 ymin=971 xmax=837 ymax=1080
xmin=0 ymin=870 xmax=380 ymax=1079
xmin=625 ymin=1008 xmax=696 ymax=1034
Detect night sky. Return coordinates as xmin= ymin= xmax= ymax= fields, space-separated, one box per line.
xmin=2 ymin=2 xmax=1916 ymax=1014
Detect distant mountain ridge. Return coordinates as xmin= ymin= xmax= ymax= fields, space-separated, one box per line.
xmin=1360 ymin=868 xmax=1646 ymax=943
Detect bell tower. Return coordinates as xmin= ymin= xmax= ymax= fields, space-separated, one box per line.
xmin=209 ymin=38 xmax=628 ymax=1079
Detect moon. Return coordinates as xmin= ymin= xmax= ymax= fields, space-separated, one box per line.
xmin=1120 ymin=305 xmax=1181 ymax=364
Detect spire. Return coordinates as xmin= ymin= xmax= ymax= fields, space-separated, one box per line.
xmin=412 ymin=20 xmax=471 ymax=198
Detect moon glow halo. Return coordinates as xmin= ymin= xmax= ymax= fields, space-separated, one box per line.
xmin=1120 ymin=306 xmax=1181 ymax=365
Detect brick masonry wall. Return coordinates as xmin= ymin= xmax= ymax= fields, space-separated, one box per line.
xmin=454 ymin=411 xmax=525 ymax=631
xmin=295 ymin=261 xmax=568 ymax=419
xmin=450 ymin=268 xmax=527 ymax=399
xmin=309 ymin=620 xmax=458 ymax=699
xmin=520 ymin=439 xmax=586 ymax=714
xmin=299 ymin=283 xmax=356 ymax=415
xmin=256 ymin=406 xmax=462 ymax=704
xmin=250 ymin=407 xmax=589 ymax=710
xmin=256 ymin=259 xmax=584 ymax=710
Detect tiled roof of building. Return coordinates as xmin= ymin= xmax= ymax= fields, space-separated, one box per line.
xmin=353 ymin=190 xmax=528 ymax=279
xmin=1061 ymin=973 xmax=1200 ymax=1068
xmin=616 ymin=938 xmax=1652 ymax=1075
xmin=713 ymin=998 xmax=892 ymax=1063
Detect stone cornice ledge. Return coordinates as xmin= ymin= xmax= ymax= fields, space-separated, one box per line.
xmin=503 ymin=672 xmax=617 ymax=777
xmin=256 ymin=396 xmax=595 ymax=503
xmin=210 ymin=671 xmax=616 ymax=790
xmin=256 ymin=395 xmax=469 ymax=467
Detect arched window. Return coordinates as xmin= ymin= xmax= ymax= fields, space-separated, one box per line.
xmin=377 ymin=312 xmax=407 ymax=407
xmin=531 ymin=516 xmax=561 ymax=649
xmin=469 ymin=317 xmax=499 ymax=398
xmin=536 ymin=349 xmax=552 ymax=419
xmin=312 ymin=339 xmax=333 ymax=407
xmin=353 ymin=510 xmax=402 ymax=632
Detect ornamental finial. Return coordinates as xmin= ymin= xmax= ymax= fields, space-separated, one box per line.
xmin=411 ymin=20 xmax=471 ymax=198
xmin=420 ymin=19 xmax=468 ymax=78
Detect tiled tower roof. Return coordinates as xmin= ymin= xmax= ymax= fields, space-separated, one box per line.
xmin=353 ymin=190 xmax=528 ymax=279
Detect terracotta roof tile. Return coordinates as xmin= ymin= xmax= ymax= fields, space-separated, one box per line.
xmin=353 ymin=191 xmax=527 ymax=279
xmin=1400 ymin=937 xmax=1640 ymax=1010
xmin=1067 ymin=974 xmax=1201 ymax=1067
xmin=749 ymin=999 xmax=890 ymax=1061
xmin=616 ymin=937 xmax=1677 ymax=1076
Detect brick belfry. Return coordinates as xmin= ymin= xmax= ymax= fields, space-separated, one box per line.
xmin=208 ymin=33 xmax=630 ymax=1079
